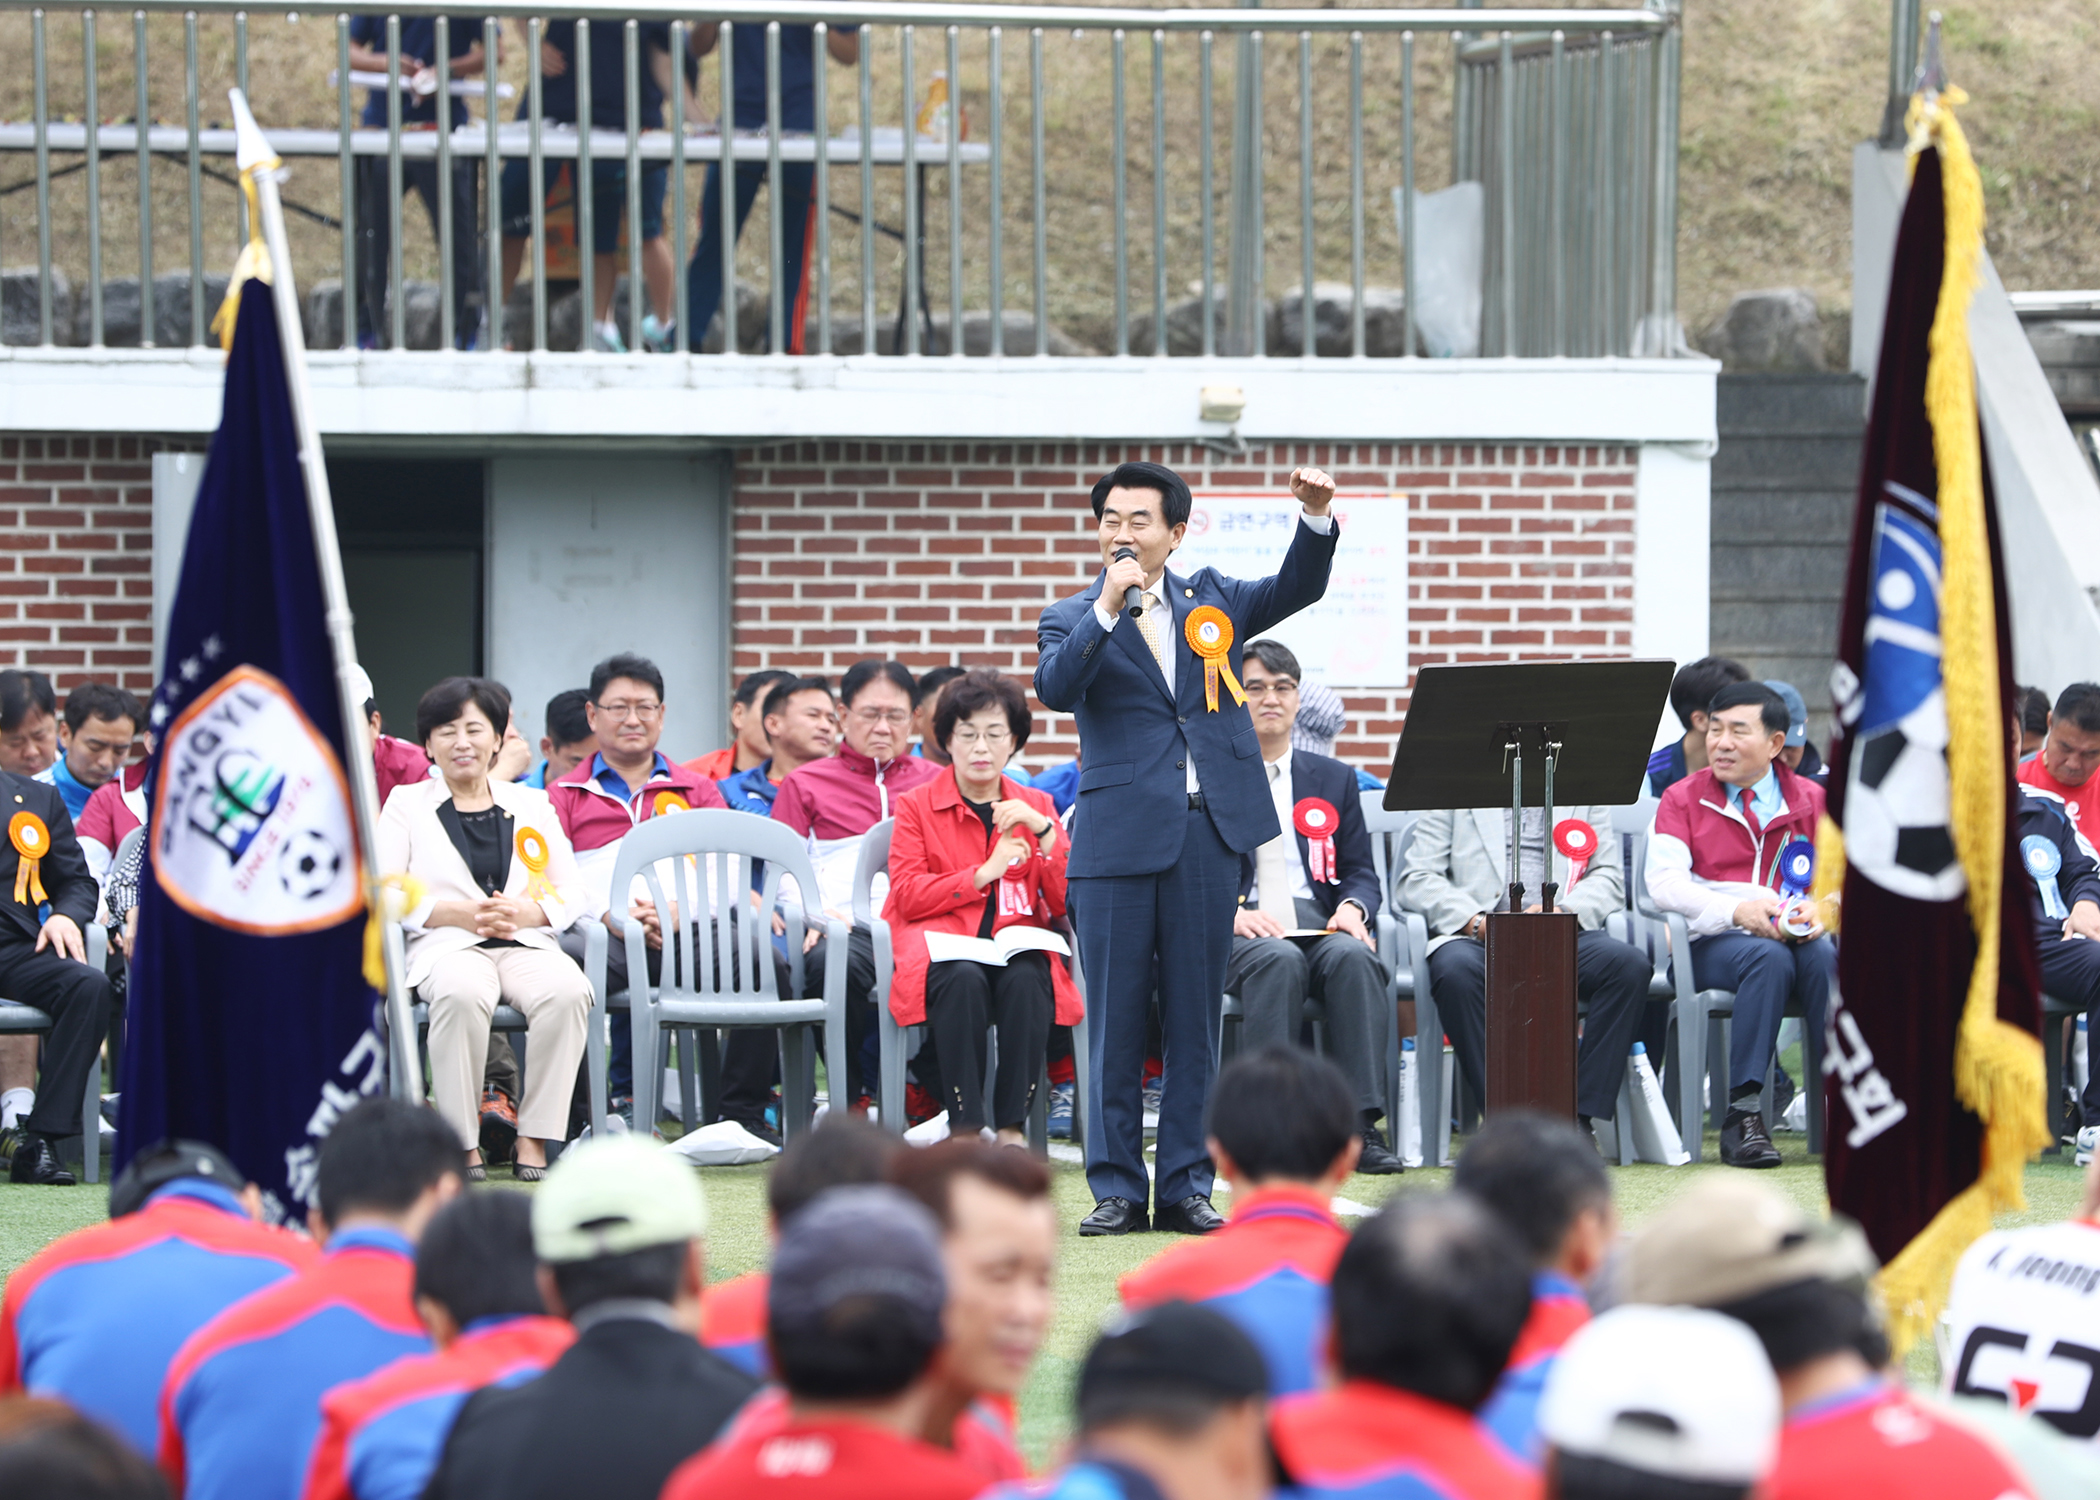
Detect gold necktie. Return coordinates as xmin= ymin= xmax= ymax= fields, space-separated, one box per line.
xmin=1133 ymin=590 xmax=1169 ymax=675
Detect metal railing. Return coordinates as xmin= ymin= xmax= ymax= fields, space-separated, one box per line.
xmin=0 ymin=0 xmax=1680 ymax=360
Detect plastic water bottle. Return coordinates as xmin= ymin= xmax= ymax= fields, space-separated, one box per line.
xmin=1396 ymin=1039 xmax=1423 ymax=1168
xmin=1626 ymin=1042 xmax=1689 ymax=1166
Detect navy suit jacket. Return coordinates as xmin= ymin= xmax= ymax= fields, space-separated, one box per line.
xmin=1234 ymin=750 xmax=1381 ymax=922
xmin=1035 ymin=517 xmax=1338 ymax=878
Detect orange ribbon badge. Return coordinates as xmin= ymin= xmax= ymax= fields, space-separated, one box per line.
xmin=652 ymin=791 xmax=691 ymax=819
xmin=516 ymin=827 xmax=555 ymax=903
xmin=1183 ymin=606 xmax=1248 ymax=712
xmin=9 ymin=811 xmax=48 ymax=909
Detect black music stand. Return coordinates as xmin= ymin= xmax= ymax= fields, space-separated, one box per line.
xmin=1383 ymin=660 xmax=1675 ymax=1116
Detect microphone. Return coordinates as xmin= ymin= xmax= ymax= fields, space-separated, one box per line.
xmin=1114 ymin=547 xmax=1145 ymax=617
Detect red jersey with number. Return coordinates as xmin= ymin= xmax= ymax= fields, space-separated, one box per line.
xmin=1771 ymin=1381 xmax=2033 ymax=1500
xmin=718 ymin=1383 xmax=1024 ymax=1482
xmin=660 ymin=1416 xmax=988 ymax=1500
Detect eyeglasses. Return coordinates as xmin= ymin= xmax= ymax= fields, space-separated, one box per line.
xmin=849 ymin=708 xmax=911 ymax=728
xmin=594 ymin=700 xmax=663 ymax=722
xmin=1242 ymin=679 xmax=1300 ymax=699
xmin=953 ymin=725 xmax=1013 ymax=747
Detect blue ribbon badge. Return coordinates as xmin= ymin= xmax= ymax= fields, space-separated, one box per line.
xmin=2023 ymin=835 xmax=2068 ymax=920
xmin=1775 ymin=839 xmax=1817 ymax=938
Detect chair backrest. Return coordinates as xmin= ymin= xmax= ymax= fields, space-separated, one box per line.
xmin=854 ymin=819 xmax=894 ymax=926
xmin=606 ymin=810 xmax=832 ymax=1003
xmin=1360 ymin=791 xmax=1412 ymax=911
xmin=110 ymin=823 xmax=146 ymax=877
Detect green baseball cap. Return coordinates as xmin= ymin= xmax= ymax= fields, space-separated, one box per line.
xmin=531 ymin=1136 xmax=709 ymax=1264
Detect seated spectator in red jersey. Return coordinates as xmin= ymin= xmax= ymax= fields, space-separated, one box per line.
xmin=1455 ymin=1112 xmax=1615 ymax=1465
xmin=699 ymin=1113 xmax=903 ymax=1378
xmin=884 ymin=670 xmax=1077 ymax=1143
xmin=1120 ymin=1047 xmax=1359 ymax=1397
xmin=546 ymin=653 xmax=725 ymax=1116
xmin=718 ymin=677 xmax=838 ymax=820
xmin=345 ymin=665 xmax=434 ymax=807
xmin=772 ymin=659 xmax=940 ymax=1105
xmin=1 ymin=1140 xmax=315 ymax=1456
xmin=0 ymin=1397 xmax=169 ymax=1500
xmin=158 ymin=1100 xmax=463 ymax=1500
xmin=302 ymin=1193 xmax=571 ymax=1500
xmin=2019 ymin=682 xmax=2100 ymax=837
xmin=36 ymin=682 xmax=141 ymax=823
xmin=888 ymin=1141 xmax=1057 ymax=1481
xmin=1269 ymin=1194 xmax=1540 ymax=1500
xmin=1620 ymin=1178 xmax=2038 ymax=1500
xmin=419 ymin=1137 xmax=756 ymax=1500
xmin=77 ymin=760 xmax=148 ymax=886
xmin=979 ymin=1302 xmax=1273 ymax=1500
xmin=686 ymin=669 xmax=794 ymax=782
xmin=1538 ymin=1305 xmax=1780 ymax=1500
xmin=660 ymin=1186 xmax=987 ymax=1500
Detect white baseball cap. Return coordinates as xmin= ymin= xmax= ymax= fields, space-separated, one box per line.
xmin=345 ymin=662 xmax=375 ymax=709
xmin=1539 ymin=1305 xmax=1780 ymax=1486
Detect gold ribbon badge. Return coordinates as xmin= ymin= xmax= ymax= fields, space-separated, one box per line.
xmin=516 ymin=827 xmax=555 ymax=903
xmin=1183 ymin=606 xmax=1248 ymax=713
xmin=9 ymin=811 xmax=48 ymax=909
xmin=652 ymin=791 xmax=691 ymax=818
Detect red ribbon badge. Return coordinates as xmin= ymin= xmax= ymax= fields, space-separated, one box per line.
xmin=1553 ymin=818 xmax=1599 ymax=888
xmin=996 ymin=853 xmax=1034 ymax=917
xmin=1293 ymin=797 xmax=1342 ymax=884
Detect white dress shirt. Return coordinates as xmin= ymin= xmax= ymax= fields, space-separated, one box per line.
xmin=1248 ymin=752 xmax=1316 ymax=907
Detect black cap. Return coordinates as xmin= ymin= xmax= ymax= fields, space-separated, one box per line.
xmin=768 ymin=1185 xmax=947 ymax=1349
xmin=109 ymin=1139 xmax=245 ymax=1218
xmin=1079 ymin=1302 xmax=1271 ymax=1409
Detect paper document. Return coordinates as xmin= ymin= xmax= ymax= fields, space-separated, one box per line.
xmin=924 ymin=926 xmax=1071 ymax=966
xmin=1280 ymin=928 xmax=1343 ymax=941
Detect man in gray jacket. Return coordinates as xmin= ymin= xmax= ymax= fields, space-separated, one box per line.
xmin=1397 ymin=805 xmax=1653 ymax=1137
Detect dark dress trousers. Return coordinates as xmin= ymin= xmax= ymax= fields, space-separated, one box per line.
xmin=0 ymin=773 xmax=117 ymax=1139
xmin=1035 ymin=516 xmax=1337 ymax=1208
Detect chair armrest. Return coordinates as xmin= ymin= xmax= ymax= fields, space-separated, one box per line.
xmin=86 ymin=921 xmax=106 ymax=972
xmin=868 ymin=914 xmax=893 ymax=996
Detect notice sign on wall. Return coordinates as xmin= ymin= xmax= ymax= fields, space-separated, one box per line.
xmin=1175 ymin=492 xmax=1407 ymax=687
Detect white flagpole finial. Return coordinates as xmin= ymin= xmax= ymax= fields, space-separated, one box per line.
xmin=228 ymin=88 xmax=277 ymax=171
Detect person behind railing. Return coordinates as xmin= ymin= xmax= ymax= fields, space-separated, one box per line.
xmin=375 ymin=676 xmax=592 ymax=1183
xmin=883 ymin=670 xmax=1076 ymax=1144
xmin=497 ymin=19 xmax=681 ymax=353
xmin=678 ymin=19 xmax=862 ymax=355
xmin=346 ymin=13 xmax=490 ymax=350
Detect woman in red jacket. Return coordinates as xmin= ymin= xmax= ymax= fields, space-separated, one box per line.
xmin=885 ymin=670 xmax=1083 ymax=1144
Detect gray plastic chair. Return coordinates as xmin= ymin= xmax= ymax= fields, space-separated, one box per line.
xmin=601 ymin=810 xmax=847 ymax=1145
xmin=0 ymin=922 xmax=110 ymax=1181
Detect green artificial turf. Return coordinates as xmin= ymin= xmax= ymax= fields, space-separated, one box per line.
xmin=4 ymin=1134 xmax=2087 ymax=1470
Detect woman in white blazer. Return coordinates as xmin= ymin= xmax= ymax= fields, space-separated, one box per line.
xmin=376 ymin=677 xmax=592 ymax=1181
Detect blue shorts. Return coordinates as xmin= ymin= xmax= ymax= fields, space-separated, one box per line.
xmin=499 ymin=156 xmax=666 ymax=253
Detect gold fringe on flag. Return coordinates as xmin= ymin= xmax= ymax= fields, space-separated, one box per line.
xmin=1872 ymin=86 xmax=2053 ymax=1356
xmin=208 ymin=162 xmax=275 ymax=352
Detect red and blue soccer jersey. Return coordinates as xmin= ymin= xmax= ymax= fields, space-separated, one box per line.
xmin=1118 ymin=1184 xmax=1347 ymax=1395
xmin=700 ymin=1271 xmax=771 ymax=1378
xmin=1271 ymin=1381 xmax=1542 ymax=1500
xmin=0 ymin=1179 xmax=316 ymax=1457
xmin=1479 ymin=1271 xmax=1591 ymax=1464
xmin=1770 ymin=1380 xmax=2034 ymax=1500
xmin=159 ymin=1225 xmax=431 ymax=1500
xmin=301 ymin=1314 xmax=574 ymax=1500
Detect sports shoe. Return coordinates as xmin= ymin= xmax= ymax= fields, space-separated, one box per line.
xmin=641 ymin=313 xmax=675 ymax=354
xmin=1720 ymin=1107 xmax=1782 ymax=1169
xmin=609 ymin=1093 xmax=635 ymax=1133
xmin=592 ymin=319 xmax=628 ymax=353
xmin=0 ymin=1124 xmax=17 ymax=1173
xmin=1047 ymin=1082 xmax=1074 ymax=1139
xmin=905 ymin=1083 xmax=940 ymax=1127
xmin=2077 ymin=1124 xmax=2098 ymax=1167
xmin=479 ymin=1086 xmax=518 ymax=1166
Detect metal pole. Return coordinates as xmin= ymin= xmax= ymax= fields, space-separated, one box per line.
xmin=814 ymin=21 xmax=831 ymax=353
xmin=85 ymin=8 xmax=103 ymax=347
xmin=902 ymin=26 xmax=918 ymax=354
xmin=386 ymin=13 xmax=405 ymax=349
xmin=1878 ymin=0 xmax=1918 ymax=148
xmin=670 ymin=18 xmax=687 ymax=352
xmin=136 ymin=10 xmax=153 ymax=347
xmin=1550 ymin=29 xmax=1565 ymax=356
xmin=945 ymin=24 xmax=962 ymax=355
xmin=234 ymin=10 xmax=248 ymax=242
xmin=719 ymin=22 xmax=738 ymax=353
xmin=986 ymin=26 xmax=1001 ymax=355
xmin=1642 ymin=1 xmax=1680 ymax=355
xmin=33 ymin=9 xmax=52 ymax=345
xmin=484 ymin=14 xmax=501 ymax=350
xmin=1348 ymin=31 xmax=1364 ymax=359
xmin=1497 ymin=30 xmax=1513 ymax=355
xmin=1401 ymin=30 xmax=1416 ymax=357
xmin=229 ymin=90 xmax=415 ymax=1098
xmin=626 ymin=20 xmax=643 ymax=350
xmin=1248 ymin=29 xmax=1263 ymax=355
xmin=336 ymin=14 xmax=354 ymax=349
xmin=575 ymin=20 xmax=593 ymax=349
xmin=767 ymin=22 xmax=785 ymax=353
xmin=860 ymin=38 xmax=875 ymax=348
xmin=1111 ymin=29 xmax=1127 ymax=357
xmin=1297 ymin=31 xmax=1313 ymax=361
xmin=1029 ymin=27 xmax=1045 ymax=358
xmin=529 ymin=18 xmax=546 ymax=350
xmin=1151 ymin=29 xmax=1166 ymax=359
xmin=436 ymin=14 xmax=454 ymax=350
xmin=185 ymin=11 xmax=202 ymax=346
xmin=1200 ymin=29 xmax=1214 ymax=357
xmin=1225 ymin=0 xmax=1259 ymax=356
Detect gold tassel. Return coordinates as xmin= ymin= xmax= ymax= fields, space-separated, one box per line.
xmin=361 ymin=873 xmax=426 ymax=992
xmin=209 ymin=166 xmax=274 ymax=352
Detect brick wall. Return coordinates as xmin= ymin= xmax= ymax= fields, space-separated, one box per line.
xmin=0 ymin=435 xmax=198 ymax=695
xmin=732 ymin=440 xmax=1639 ymax=773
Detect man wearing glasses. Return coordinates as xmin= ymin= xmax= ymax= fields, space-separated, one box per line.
xmin=771 ymin=659 xmax=941 ymax=1109
xmin=548 ymin=652 xmax=727 ymax=1123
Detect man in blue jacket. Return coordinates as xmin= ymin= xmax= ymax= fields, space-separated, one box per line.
xmin=2015 ymin=782 xmax=2100 ymax=1165
xmin=1036 ymin=461 xmax=1337 ymax=1236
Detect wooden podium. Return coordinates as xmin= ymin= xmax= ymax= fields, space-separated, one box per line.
xmin=1383 ymin=660 xmax=1674 ymax=1118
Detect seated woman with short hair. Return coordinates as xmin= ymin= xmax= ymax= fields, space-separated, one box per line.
xmin=884 ymin=670 xmax=1081 ymax=1144
xmin=376 ymin=676 xmax=593 ymax=1181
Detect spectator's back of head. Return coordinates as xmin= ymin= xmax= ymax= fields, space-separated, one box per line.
xmin=0 ymin=670 xmax=54 ymax=734
xmin=915 ymin=664 xmax=967 ymax=707
xmin=1453 ymin=1109 xmax=1612 ymax=1267
xmin=315 ymin=1099 xmax=462 ymax=1231
xmin=0 ymin=1399 xmax=166 ymax=1500
xmin=543 ymin=688 xmax=592 ymax=750
xmin=2055 ymin=682 xmax=2100 ymax=735
xmin=415 ymin=1190 xmax=545 ymax=1327
xmin=1077 ymin=1301 xmax=1269 ymax=1437
xmin=1206 ymin=1046 xmax=1357 ymax=1185
xmin=1667 ymin=657 xmax=1747 ymax=732
xmin=768 ymin=1186 xmax=947 ymax=1402
xmin=533 ymin=1136 xmax=708 ymax=1318
xmin=1331 ymin=1193 xmax=1532 ymax=1412
xmin=108 ymin=1139 xmax=246 ymax=1219
xmin=767 ymin=1113 xmax=903 ymax=1226
xmin=2017 ymin=685 xmax=2051 ymax=741
xmin=1540 ymin=1306 xmax=1779 ymax=1500
xmin=887 ymin=1137 xmax=1052 ymax=1229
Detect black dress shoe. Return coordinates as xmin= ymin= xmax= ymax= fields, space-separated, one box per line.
xmin=1719 ymin=1107 xmax=1782 ymax=1169
xmin=1356 ymin=1122 xmax=1405 ymax=1176
xmin=1154 ymin=1195 xmax=1226 ymax=1235
xmin=1079 ymin=1197 xmax=1149 ymax=1236
xmin=9 ymin=1131 xmax=75 ymax=1186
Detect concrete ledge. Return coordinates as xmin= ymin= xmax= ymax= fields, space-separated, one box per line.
xmin=0 ymin=345 xmax=1718 ymax=445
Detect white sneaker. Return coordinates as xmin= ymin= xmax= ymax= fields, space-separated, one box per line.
xmin=2077 ymin=1125 xmax=2098 ymax=1167
xmin=592 ymin=319 xmax=628 ymax=353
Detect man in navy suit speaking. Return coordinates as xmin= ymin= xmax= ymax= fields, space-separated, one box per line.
xmin=1036 ymin=460 xmax=1338 ymax=1236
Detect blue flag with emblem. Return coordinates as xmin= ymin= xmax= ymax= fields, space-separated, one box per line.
xmin=116 ymin=278 xmax=383 ymax=1224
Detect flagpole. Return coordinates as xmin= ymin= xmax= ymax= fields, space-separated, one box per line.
xmin=229 ymin=89 xmax=418 ymax=1100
